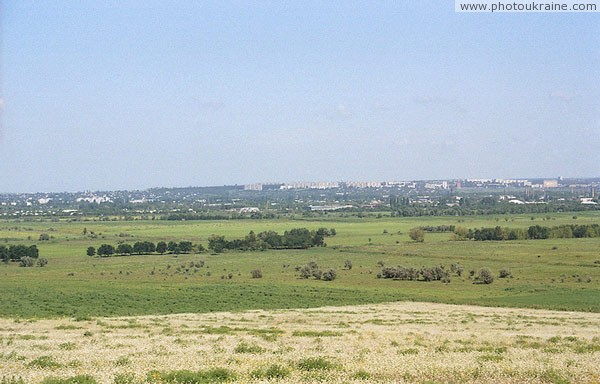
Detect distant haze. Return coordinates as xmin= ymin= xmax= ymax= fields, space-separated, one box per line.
xmin=1 ymin=1 xmax=598 ymax=193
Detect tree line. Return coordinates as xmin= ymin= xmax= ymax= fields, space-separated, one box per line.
xmin=87 ymin=240 xmax=201 ymax=257
xmin=455 ymin=224 xmax=600 ymax=241
xmin=208 ymin=227 xmax=336 ymax=253
xmin=1 ymin=244 xmax=39 ymax=262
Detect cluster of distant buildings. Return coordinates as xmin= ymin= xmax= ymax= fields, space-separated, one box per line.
xmin=243 ymin=178 xmax=591 ymax=191
xmin=1 ymin=178 xmax=598 ymax=216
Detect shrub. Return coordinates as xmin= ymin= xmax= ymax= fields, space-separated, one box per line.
xmin=498 ymin=268 xmax=512 ymax=278
xmin=39 ymin=233 xmax=50 ymax=241
xmin=250 ymin=269 xmax=262 ymax=279
xmin=344 ymin=259 xmax=353 ymax=270
xmin=312 ymin=268 xmax=322 ymax=280
xmin=475 ymin=267 xmax=494 ymax=284
xmin=450 ymin=263 xmax=464 ymax=276
xmin=37 ymin=258 xmax=49 ymax=267
xmin=453 ymin=226 xmax=469 ymax=240
xmin=409 ymin=227 xmax=425 ymax=242
xmin=19 ymin=256 xmax=35 ymax=267
xmin=298 ymin=261 xmax=321 ymax=279
xmin=322 ymin=269 xmax=337 ymax=281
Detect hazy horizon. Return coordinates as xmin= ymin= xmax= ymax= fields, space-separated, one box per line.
xmin=1 ymin=2 xmax=598 ymax=193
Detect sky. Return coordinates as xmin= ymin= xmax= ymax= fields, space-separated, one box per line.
xmin=1 ymin=1 xmax=599 ymax=193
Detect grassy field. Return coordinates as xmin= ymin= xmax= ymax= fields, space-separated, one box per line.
xmin=1 ymin=212 xmax=599 ymax=317
xmin=1 ymin=301 xmax=599 ymax=383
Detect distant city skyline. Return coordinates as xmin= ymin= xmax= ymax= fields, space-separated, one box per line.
xmin=2 ymin=175 xmax=599 ymax=195
xmin=1 ymin=2 xmax=598 ymax=193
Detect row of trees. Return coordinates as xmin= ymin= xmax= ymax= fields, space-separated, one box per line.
xmin=87 ymin=240 xmax=199 ymax=257
xmin=392 ymin=200 xmax=598 ymax=217
xmin=1 ymin=244 xmax=40 ymax=262
xmin=456 ymin=224 xmax=600 ymax=241
xmin=208 ymin=228 xmax=336 ymax=253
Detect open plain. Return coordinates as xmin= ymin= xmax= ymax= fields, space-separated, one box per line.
xmin=1 ymin=213 xmax=599 ymax=382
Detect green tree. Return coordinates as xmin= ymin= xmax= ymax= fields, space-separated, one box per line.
xmin=133 ymin=242 xmax=145 ymax=255
xmin=142 ymin=241 xmax=156 ymax=254
xmin=207 ymin=235 xmax=226 ymax=253
xmin=116 ymin=243 xmax=133 ymax=255
xmin=97 ymin=244 xmax=115 ymax=257
xmin=167 ymin=241 xmax=178 ymax=253
xmin=86 ymin=246 xmax=96 ymax=257
xmin=0 ymin=245 xmax=9 ymax=263
xmin=156 ymin=241 xmax=167 ymax=254
xmin=178 ymin=241 xmax=193 ymax=253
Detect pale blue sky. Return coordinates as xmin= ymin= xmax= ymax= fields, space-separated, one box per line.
xmin=1 ymin=1 xmax=598 ymax=192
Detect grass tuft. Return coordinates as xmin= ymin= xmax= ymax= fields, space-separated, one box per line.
xmin=146 ymin=368 xmax=235 ymax=383
xmin=250 ymin=364 xmax=290 ymax=379
xmin=40 ymin=376 xmax=97 ymax=384
xmin=297 ymin=356 xmax=336 ymax=371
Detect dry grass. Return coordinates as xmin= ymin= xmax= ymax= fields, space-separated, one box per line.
xmin=1 ymin=301 xmax=599 ymax=383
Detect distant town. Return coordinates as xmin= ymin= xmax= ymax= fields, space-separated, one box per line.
xmin=1 ymin=177 xmax=599 ymax=219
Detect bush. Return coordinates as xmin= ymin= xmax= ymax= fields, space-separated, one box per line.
xmin=39 ymin=233 xmax=50 ymax=241
xmin=250 ymin=269 xmax=262 ymax=279
xmin=19 ymin=256 xmax=35 ymax=267
xmin=498 ymin=268 xmax=512 ymax=278
xmin=409 ymin=227 xmax=425 ymax=242
xmin=450 ymin=263 xmax=464 ymax=276
xmin=322 ymin=269 xmax=337 ymax=281
xmin=475 ymin=267 xmax=494 ymax=284
xmin=298 ymin=261 xmax=321 ymax=279
xmin=344 ymin=259 xmax=353 ymax=270
xmin=37 ymin=258 xmax=49 ymax=267
xmin=453 ymin=226 xmax=469 ymax=240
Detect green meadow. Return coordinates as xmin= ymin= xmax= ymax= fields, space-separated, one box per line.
xmin=1 ymin=212 xmax=599 ymax=318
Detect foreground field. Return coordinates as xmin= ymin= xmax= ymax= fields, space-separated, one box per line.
xmin=1 ymin=301 xmax=599 ymax=383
